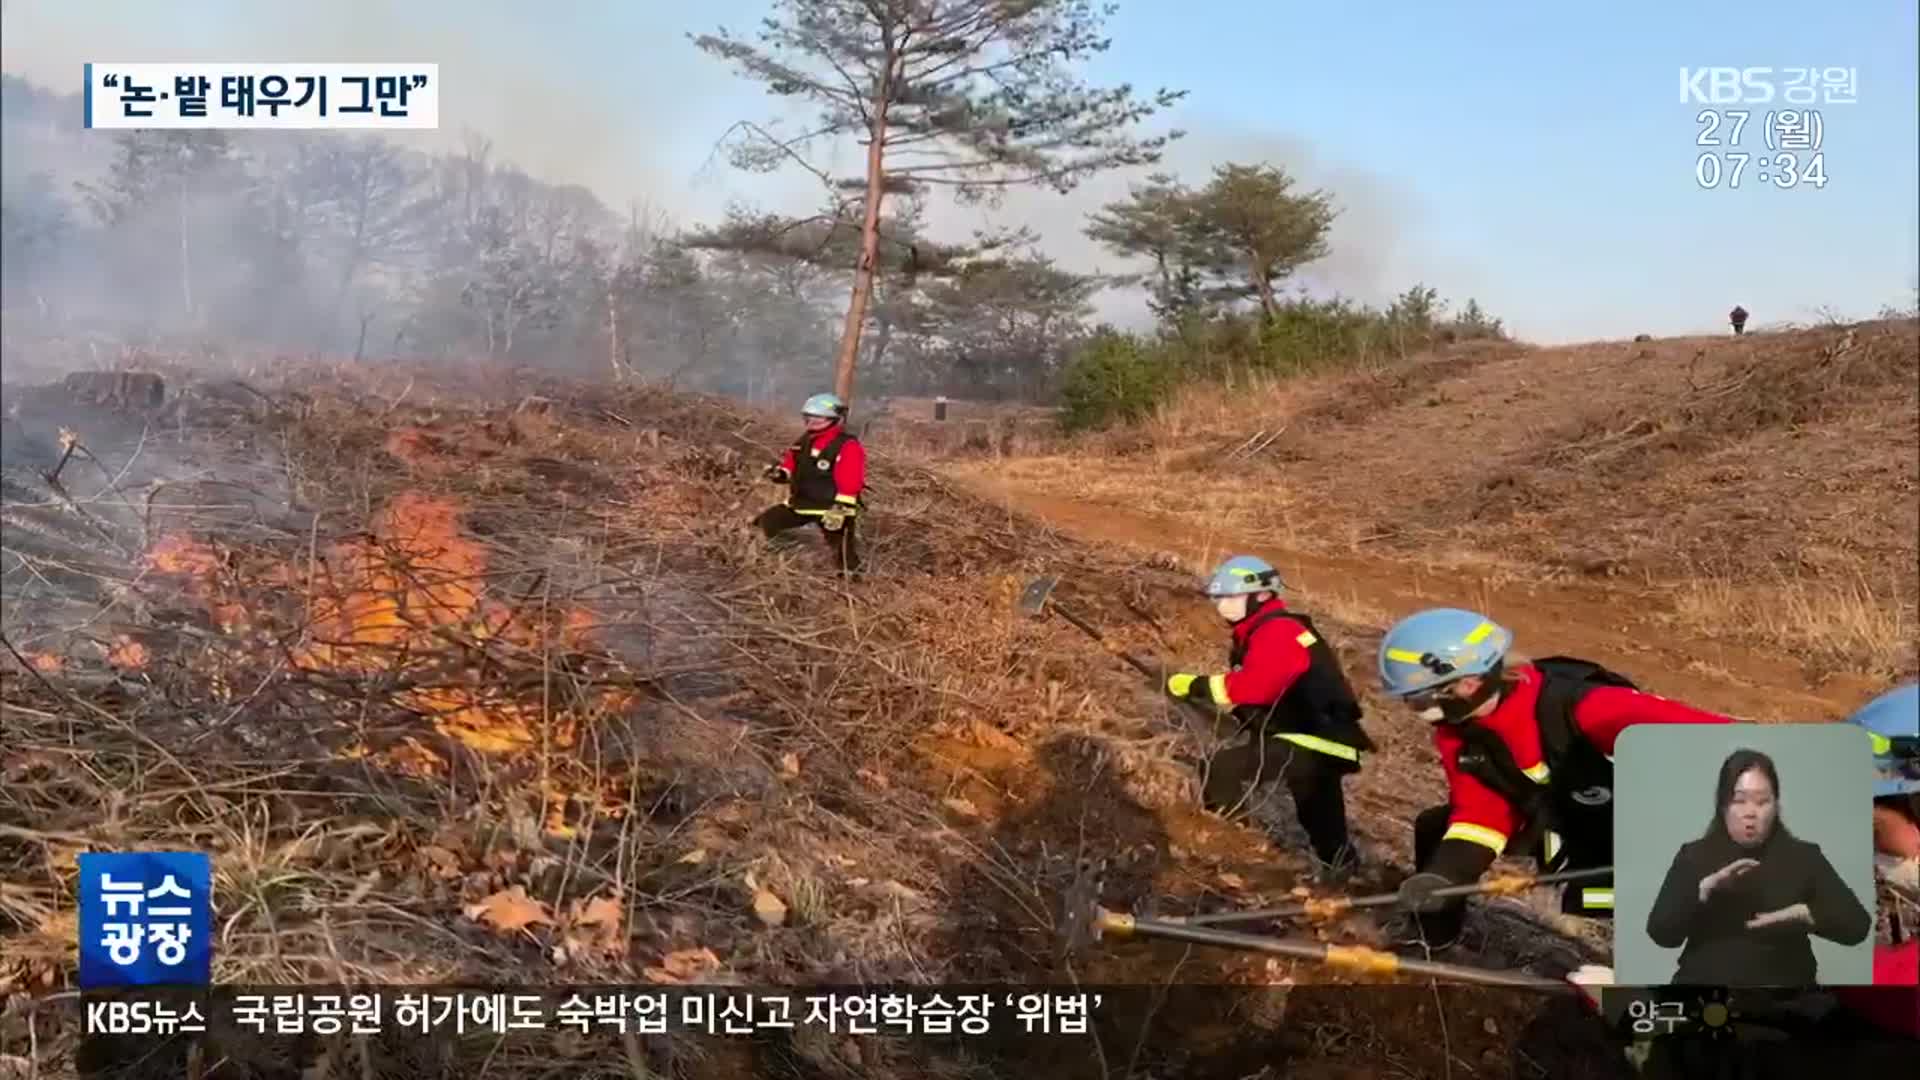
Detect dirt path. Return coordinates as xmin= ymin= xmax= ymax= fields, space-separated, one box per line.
xmin=950 ymin=471 xmax=1882 ymax=722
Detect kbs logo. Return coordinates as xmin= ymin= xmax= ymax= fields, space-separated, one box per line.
xmin=1680 ymin=68 xmax=1776 ymax=105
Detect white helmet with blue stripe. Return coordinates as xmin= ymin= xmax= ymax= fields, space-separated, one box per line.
xmin=1378 ymin=608 xmax=1514 ymax=698
xmin=801 ymin=392 xmax=846 ymax=420
xmin=1845 ymin=683 xmax=1919 ymax=798
xmin=1204 ymin=555 xmax=1283 ymax=597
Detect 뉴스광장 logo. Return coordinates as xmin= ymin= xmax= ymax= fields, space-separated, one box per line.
xmin=78 ymin=851 xmax=213 ymax=988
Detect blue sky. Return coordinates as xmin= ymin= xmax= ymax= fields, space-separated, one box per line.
xmin=3 ymin=1 xmax=1915 ymax=342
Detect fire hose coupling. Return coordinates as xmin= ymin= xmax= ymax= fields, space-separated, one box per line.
xmin=1480 ymin=874 xmax=1538 ymax=896
xmin=1325 ymin=944 xmax=1401 ymax=975
xmin=1302 ymin=897 xmax=1354 ymax=920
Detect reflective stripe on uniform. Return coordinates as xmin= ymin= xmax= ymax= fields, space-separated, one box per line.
xmin=1273 ymin=731 xmax=1359 ymax=762
xmin=1523 ymin=761 xmax=1551 ymax=783
xmin=1296 ymin=630 xmax=1317 ymax=647
xmin=1443 ymin=822 xmax=1508 ymax=854
xmin=1544 ymin=831 xmax=1563 ymax=864
xmin=1206 ymin=674 xmax=1231 ymax=707
xmin=1581 ymin=888 xmax=1614 ymax=910
xmin=834 ymin=493 xmax=859 ymax=506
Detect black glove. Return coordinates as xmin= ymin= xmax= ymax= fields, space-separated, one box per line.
xmin=764 ymin=464 xmax=790 ymax=483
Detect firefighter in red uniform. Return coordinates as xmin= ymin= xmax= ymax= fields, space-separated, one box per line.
xmin=1376 ymin=607 xmax=1737 ymax=948
xmin=755 ymin=392 xmax=865 ymax=577
xmin=1165 ymin=555 xmax=1376 ymax=877
xmin=1834 ymin=683 xmax=1920 ymax=1039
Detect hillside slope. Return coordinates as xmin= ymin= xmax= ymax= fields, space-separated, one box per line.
xmin=2 ymin=358 xmax=1630 ymax=1079
xmin=951 ymin=318 xmax=1920 ymax=697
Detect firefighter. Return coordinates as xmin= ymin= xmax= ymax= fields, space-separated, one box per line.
xmin=1164 ymin=555 xmax=1377 ymax=877
xmin=1730 ymin=305 xmax=1750 ymax=335
xmin=1377 ymin=607 xmax=1736 ymax=948
xmin=1841 ymin=683 xmax=1919 ymax=1011
xmin=754 ymin=392 xmax=865 ymax=576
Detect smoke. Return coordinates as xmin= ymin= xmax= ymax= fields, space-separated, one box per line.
xmin=917 ymin=125 xmax=1452 ymax=326
xmin=1 ymin=3 xmax=1468 ymax=401
xmin=0 ymin=0 xmax=783 ymax=223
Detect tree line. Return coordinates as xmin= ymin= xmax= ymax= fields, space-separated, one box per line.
xmin=2 ymin=1 xmax=1505 ymax=415
xmin=1 ymin=73 xmax=1105 ymax=404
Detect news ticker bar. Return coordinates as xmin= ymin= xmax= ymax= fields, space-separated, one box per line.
xmin=62 ymin=983 xmax=1916 ymax=1046
xmin=83 ymin=986 xmax=1101 ymax=1039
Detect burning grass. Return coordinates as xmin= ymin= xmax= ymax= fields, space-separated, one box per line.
xmin=0 ymin=358 xmax=1631 ymax=1077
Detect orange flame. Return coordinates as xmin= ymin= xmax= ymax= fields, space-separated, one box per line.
xmin=295 ymin=492 xmax=488 ymax=671
xmin=143 ymin=535 xmax=247 ymax=631
xmin=145 ymin=534 xmax=221 ymax=576
xmin=291 ymin=491 xmax=592 ymax=757
xmin=136 ymin=480 xmax=624 ymax=802
xmin=106 ymin=637 xmax=149 ymax=670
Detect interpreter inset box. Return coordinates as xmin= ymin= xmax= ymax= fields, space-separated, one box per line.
xmin=1613 ymin=723 xmax=1875 ymax=987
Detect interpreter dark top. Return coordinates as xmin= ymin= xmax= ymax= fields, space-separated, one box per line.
xmin=1646 ymin=824 xmax=1873 ymax=987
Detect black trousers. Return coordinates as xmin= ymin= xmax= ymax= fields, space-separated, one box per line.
xmin=754 ymin=504 xmax=861 ymax=574
xmin=1411 ymin=802 xmax=1613 ymax=946
xmin=1203 ymin=736 xmax=1357 ymax=870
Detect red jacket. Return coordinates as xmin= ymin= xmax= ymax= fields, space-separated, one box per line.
xmin=1203 ymin=598 xmax=1314 ymax=707
xmin=778 ymin=423 xmax=865 ymax=502
xmin=1833 ymin=941 xmax=1919 ymax=1037
xmin=1435 ymin=664 xmax=1735 ymax=855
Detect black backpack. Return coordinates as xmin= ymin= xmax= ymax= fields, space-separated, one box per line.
xmin=1453 ymin=657 xmax=1637 ymax=844
xmin=1530 ymin=656 xmax=1638 ymax=776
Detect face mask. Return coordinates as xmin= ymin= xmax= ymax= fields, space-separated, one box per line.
xmin=1411 ymin=682 xmax=1497 ymax=724
xmin=1879 ymin=853 xmax=1920 ymax=899
xmin=1215 ymin=594 xmax=1249 ymax=623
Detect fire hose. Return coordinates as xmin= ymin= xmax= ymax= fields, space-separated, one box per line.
xmin=1058 ymin=857 xmax=1577 ymax=992
xmin=1178 ymin=866 xmax=1615 ymax=927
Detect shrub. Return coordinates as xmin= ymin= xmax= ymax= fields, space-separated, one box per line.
xmin=1057 ymin=329 xmax=1177 ymax=431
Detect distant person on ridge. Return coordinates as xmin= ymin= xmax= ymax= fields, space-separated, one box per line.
xmin=1730 ymin=305 xmax=1749 ymax=335
xmin=754 ymin=392 xmax=865 ymax=577
xmin=1164 ymin=555 xmax=1377 ymax=880
xmin=1375 ymin=608 xmax=1737 ymax=949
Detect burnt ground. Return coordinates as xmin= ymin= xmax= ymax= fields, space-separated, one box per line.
xmin=0 ymin=356 xmax=1644 ymax=1078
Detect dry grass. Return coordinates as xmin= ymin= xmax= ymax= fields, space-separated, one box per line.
xmin=1667 ymin=574 xmax=1915 ymax=682
xmin=960 ymin=318 xmax=1920 ymax=686
xmin=0 ymin=358 xmax=1625 ymax=1078
xmin=859 ymin=397 xmax=1067 ymax=463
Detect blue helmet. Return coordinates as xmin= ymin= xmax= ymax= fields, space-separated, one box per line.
xmin=1844 ymin=683 xmax=1919 ymax=798
xmin=1204 ymin=555 xmax=1284 ymax=597
xmin=1378 ymin=608 xmax=1514 ymax=698
xmin=801 ymin=392 xmax=846 ymax=420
